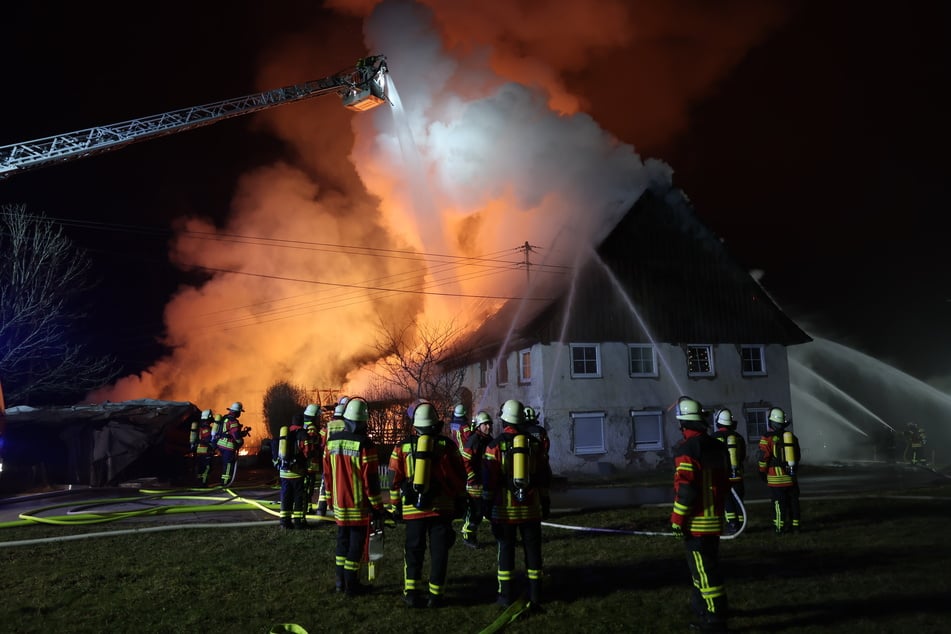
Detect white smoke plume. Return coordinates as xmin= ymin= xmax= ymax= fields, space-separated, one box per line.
xmin=91 ymin=0 xmax=789 ymax=435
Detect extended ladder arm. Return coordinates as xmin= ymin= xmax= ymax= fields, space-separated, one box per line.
xmin=0 ymin=55 xmax=388 ymax=179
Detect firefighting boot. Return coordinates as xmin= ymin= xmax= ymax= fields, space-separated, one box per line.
xmin=496 ymin=580 xmax=513 ymax=607
xmin=335 ymin=568 xmax=345 ymax=593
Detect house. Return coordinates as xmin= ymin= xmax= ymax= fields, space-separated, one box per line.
xmin=452 ymin=185 xmax=812 ymax=478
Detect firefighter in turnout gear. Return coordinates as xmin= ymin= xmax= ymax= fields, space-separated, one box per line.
xmin=448 ymin=403 xmax=468 ymax=448
xmin=189 ymin=409 xmax=215 ymax=486
xmin=712 ymin=408 xmax=746 ymax=534
xmin=322 ymin=397 xmax=385 ymax=597
xmin=217 ymin=401 xmax=249 ymax=487
xmin=460 ymin=410 xmax=494 ymax=549
xmin=758 ymin=406 xmax=802 ymax=534
xmin=302 ymin=403 xmax=323 ymax=514
xmin=316 ymin=398 xmax=348 ymax=518
xmin=671 ymin=396 xmax=730 ymax=632
xmin=482 ymin=399 xmax=552 ymax=610
xmin=274 ymin=414 xmax=309 ymax=529
xmin=388 ymin=402 xmax=468 ymax=608
xmin=903 ymin=422 xmax=927 ymax=465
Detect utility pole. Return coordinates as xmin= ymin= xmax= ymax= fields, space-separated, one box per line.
xmin=518 ymin=241 xmax=537 ymax=284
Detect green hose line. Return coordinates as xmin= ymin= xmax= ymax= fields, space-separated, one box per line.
xmin=0 ymin=521 xmax=273 ymax=548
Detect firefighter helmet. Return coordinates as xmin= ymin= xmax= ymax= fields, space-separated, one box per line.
xmin=343 ymin=397 xmax=369 ymax=423
xmin=414 ymin=403 xmax=439 ymax=432
xmin=333 ymin=403 xmax=345 ymax=419
xmin=676 ymin=396 xmax=706 ymax=431
xmin=214 ymin=414 xmax=223 ymax=423
xmin=500 ymin=399 xmax=524 ymax=426
xmin=304 ymin=403 xmax=319 ymax=418
xmin=229 ymin=401 xmax=245 ymax=413
xmin=200 ymin=409 xmax=212 ymax=420
xmin=475 ymin=410 xmax=493 ymax=427
xmin=714 ymin=408 xmax=736 ymax=428
xmin=768 ymin=407 xmax=788 ymax=428
xmin=453 ymin=403 xmax=467 ymax=418
xmin=524 ymin=406 xmax=538 ymax=423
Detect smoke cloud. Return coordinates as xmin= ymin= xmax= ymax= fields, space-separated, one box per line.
xmin=92 ymin=0 xmax=789 ymax=434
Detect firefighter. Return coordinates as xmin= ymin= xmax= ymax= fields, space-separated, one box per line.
xmin=448 ymin=403 xmax=468 ymax=448
xmin=482 ymin=399 xmax=552 ymax=610
xmin=321 ymin=397 xmax=385 ymax=597
xmin=460 ymin=410 xmax=494 ymax=549
xmin=757 ymin=406 xmax=802 ymax=534
xmin=274 ymin=413 xmax=308 ymax=529
xmin=217 ymin=401 xmax=249 ymax=487
xmin=388 ymin=402 xmax=467 ymax=608
xmin=522 ymin=407 xmax=551 ymax=458
xmin=712 ymin=408 xmax=746 ymax=534
xmin=903 ymin=422 xmax=927 ymax=465
xmin=190 ymin=409 xmax=215 ymax=486
xmin=302 ymin=403 xmax=322 ymax=514
xmin=671 ymin=396 xmax=730 ymax=632
xmin=316 ymin=398 xmax=348 ymax=517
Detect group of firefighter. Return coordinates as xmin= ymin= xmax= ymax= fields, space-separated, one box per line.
xmin=187 ymin=401 xmax=253 ymax=488
xmin=187 ymin=393 xmax=804 ymax=630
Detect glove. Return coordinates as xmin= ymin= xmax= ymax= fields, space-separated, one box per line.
xmin=541 ymin=496 xmax=551 ymax=520
xmin=315 ymin=501 xmax=328 ymax=517
xmin=482 ymin=498 xmax=495 ymax=523
xmin=388 ymin=504 xmax=403 ymax=523
xmin=671 ymin=523 xmax=684 ymax=538
xmin=371 ymin=507 xmax=384 ymax=532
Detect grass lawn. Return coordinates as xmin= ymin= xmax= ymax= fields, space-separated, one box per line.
xmin=1 ymin=480 xmax=949 ymax=633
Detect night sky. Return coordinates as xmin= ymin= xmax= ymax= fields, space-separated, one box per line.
xmin=2 ymin=1 xmax=949 ymax=398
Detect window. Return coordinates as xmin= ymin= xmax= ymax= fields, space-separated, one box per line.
xmin=745 ymin=407 xmax=769 ymax=441
xmin=741 ymin=345 xmax=766 ymax=376
xmin=628 ymin=344 xmax=657 ymax=377
xmin=571 ymin=412 xmax=605 ymax=455
xmin=479 ymin=360 xmax=488 ymax=388
xmin=686 ymin=344 xmax=715 ymax=377
xmin=630 ymin=410 xmax=663 ymax=451
xmin=570 ymin=343 xmax=601 ymax=378
xmin=518 ymin=349 xmax=532 ymax=384
xmin=497 ymin=355 xmax=509 ymax=385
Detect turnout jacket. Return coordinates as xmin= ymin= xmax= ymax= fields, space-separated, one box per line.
xmin=322 ymin=429 xmax=384 ymax=526
xmin=757 ymin=430 xmax=802 ymax=487
xmin=216 ymin=414 xmax=244 ymax=452
xmin=388 ymin=433 xmax=467 ymax=520
xmin=460 ymin=430 xmax=492 ymax=499
xmin=670 ymin=429 xmax=730 ymax=536
xmin=712 ymin=427 xmax=747 ymax=484
xmin=482 ymin=424 xmax=552 ymax=524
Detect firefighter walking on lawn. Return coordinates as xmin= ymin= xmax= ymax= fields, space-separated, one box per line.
xmin=712 ymin=407 xmax=746 ymax=534
xmin=758 ymin=406 xmax=802 ymax=534
xmin=670 ymin=396 xmax=730 ymax=632
xmin=274 ymin=413 xmax=308 ymax=529
xmin=322 ymin=397 xmax=385 ymax=596
xmin=388 ymin=402 xmax=467 ymax=608
xmin=460 ymin=410 xmax=495 ymax=549
xmin=482 ymin=399 xmax=552 ymax=610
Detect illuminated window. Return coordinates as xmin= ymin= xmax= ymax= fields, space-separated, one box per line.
xmin=628 ymin=344 xmax=657 ymax=377
xmin=497 ymin=354 xmax=509 ymax=386
xmin=479 ymin=360 xmax=488 ymax=388
xmin=686 ymin=344 xmax=715 ymax=377
xmin=630 ymin=410 xmax=663 ymax=451
xmin=745 ymin=407 xmax=769 ymax=441
xmin=741 ymin=344 xmax=766 ymax=376
xmin=571 ymin=411 xmax=605 ymax=455
xmin=518 ymin=349 xmax=532 ymax=384
xmin=570 ymin=343 xmax=601 ymax=378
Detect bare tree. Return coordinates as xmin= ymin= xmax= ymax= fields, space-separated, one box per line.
xmin=370 ymin=316 xmax=469 ymax=421
xmin=0 ymin=204 xmax=118 ymax=405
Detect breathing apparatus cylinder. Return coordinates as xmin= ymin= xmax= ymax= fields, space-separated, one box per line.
xmin=366 ymin=529 xmax=384 ymax=583
xmin=188 ymin=421 xmax=198 ymax=453
xmin=727 ymin=434 xmax=740 ymax=479
xmin=277 ymin=426 xmax=290 ymax=469
xmin=210 ymin=420 xmax=221 ymax=444
xmin=512 ymin=434 xmax=529 ymax=502
xmin=783 ymin=431 xmax=796 ymax=475
xmin=413 ymin=434 xmax=433 ymax=509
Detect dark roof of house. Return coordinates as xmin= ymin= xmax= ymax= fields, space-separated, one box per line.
xmin=457 ymin=186 xmax=812 ymax=360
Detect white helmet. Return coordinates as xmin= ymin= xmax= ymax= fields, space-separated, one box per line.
xmin=343 ymin=397 xmax=368 ymax=423
xmin=453 ymin=403 xmax=467 ymax=418
xmin=714 ymin=408 xmax=735 ymax=428
xmin=768 ymin=407 xmax=788 ymax=428
xmin=200 ymin=409 xmax=212 ymax=420
xmin=229 ymin=401 xmax=245 ymax=413
xmin=304 ymin=403 xmax=319 ymax=417
xmin=333 ymin=403 xmax=345 ymax=419
xmin=414 ymin=403 xmax=439 ymax=431
xmin=499 ymin=399 xmax=524 ymax=426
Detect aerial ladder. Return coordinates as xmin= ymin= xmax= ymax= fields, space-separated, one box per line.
xmin=0 ymin=55 xmax=389 ymax=179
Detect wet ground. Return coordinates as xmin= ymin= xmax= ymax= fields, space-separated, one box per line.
xmin=0 ymin=461 xmax=946 ymax=527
